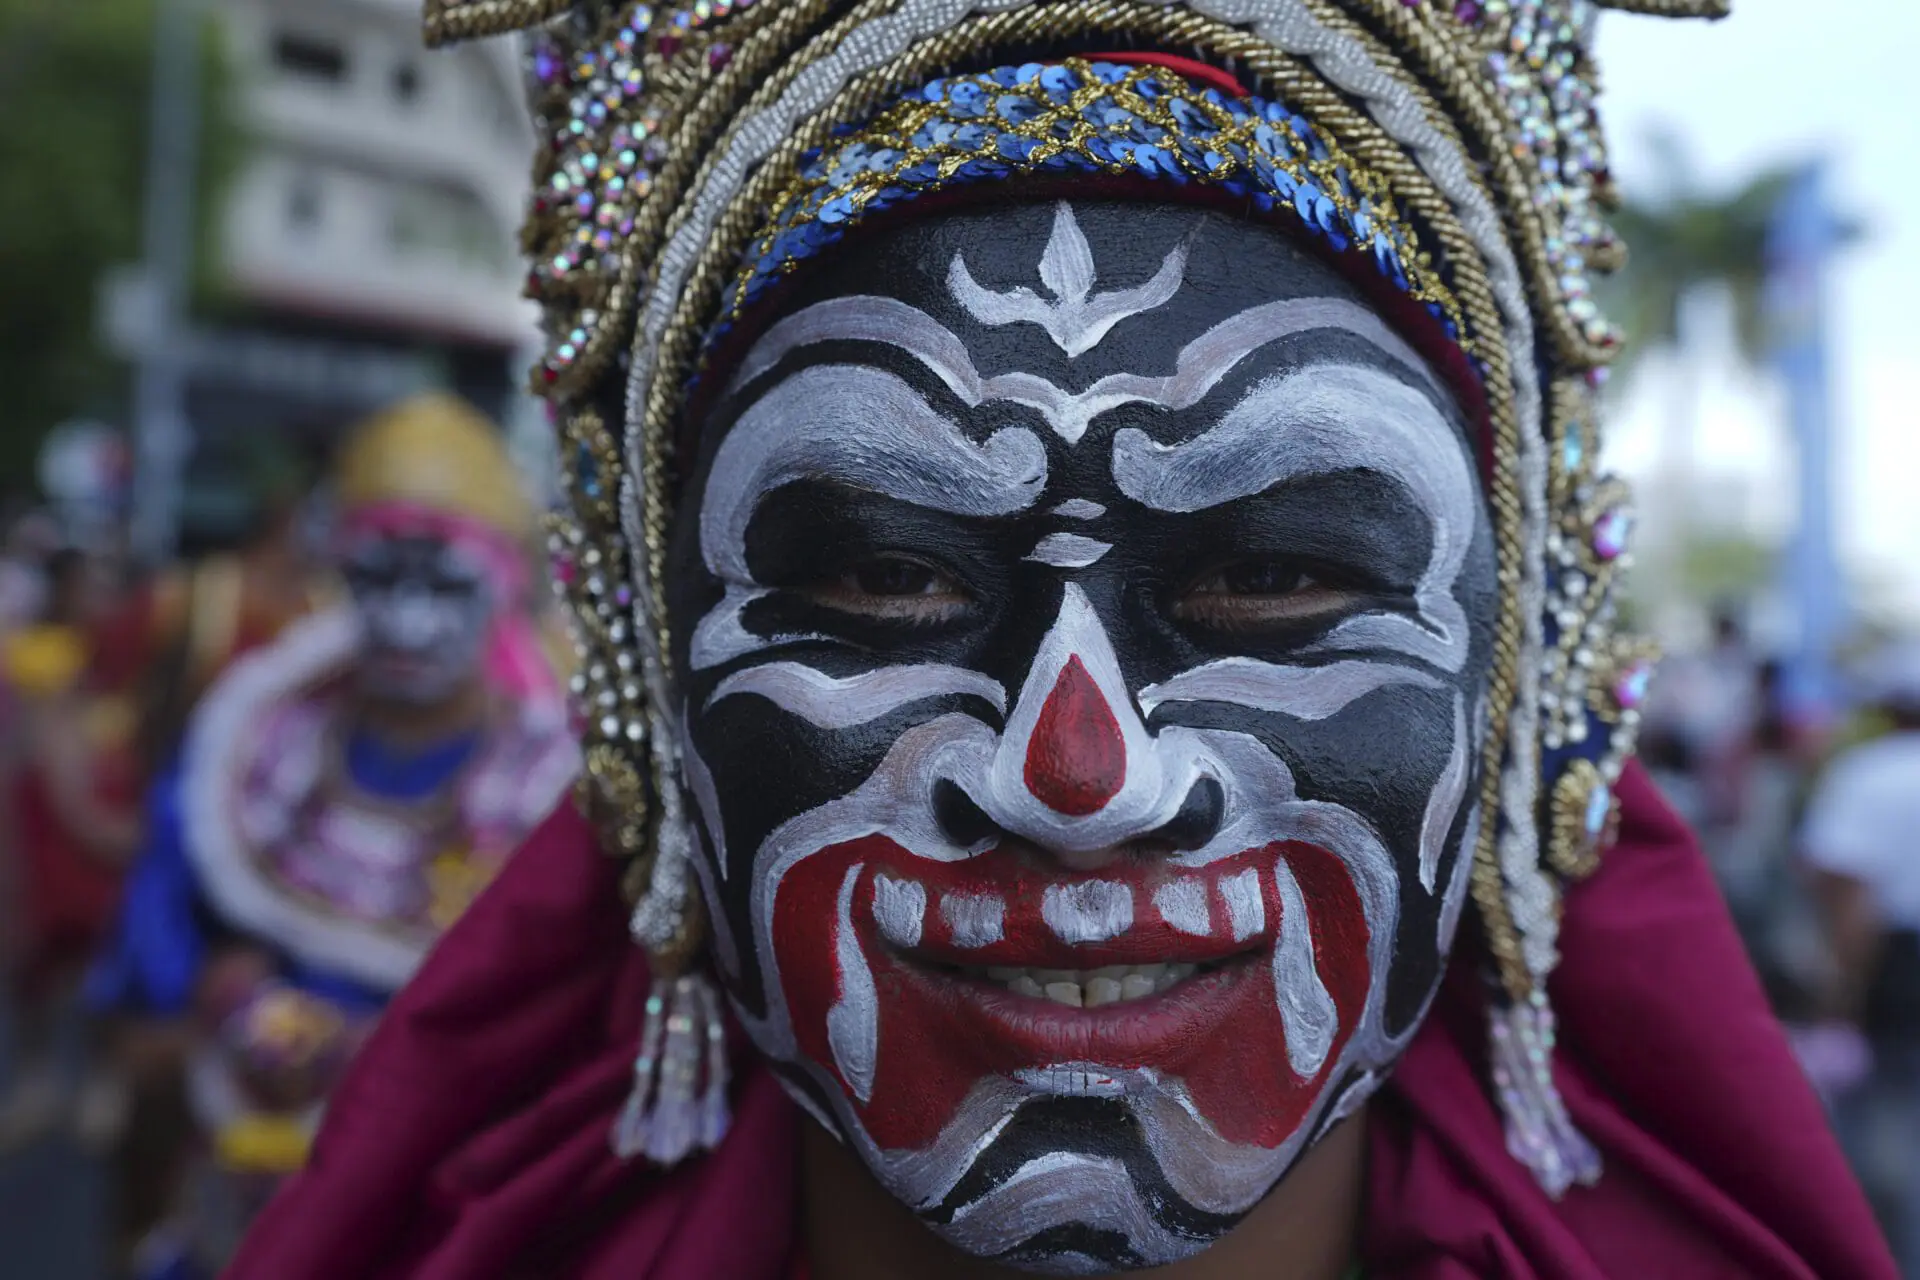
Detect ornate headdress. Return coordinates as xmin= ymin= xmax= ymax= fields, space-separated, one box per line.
xmin=422 ymin=0 xmax=1723 ymax=1196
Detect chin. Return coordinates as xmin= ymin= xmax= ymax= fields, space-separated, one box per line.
xmin=746 ymin=829 xmax=1397 ymax=1272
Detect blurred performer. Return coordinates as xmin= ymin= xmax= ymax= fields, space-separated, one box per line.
xmin=91 ymin=445 xmax=326 ymax=1264
xmin=94 ymin=395 xmax=579 ymax=1277
xmin=231 ymin=4 xmax=1891 ymax=1279
xmin=0 ymin=545 xmax=140 ymax=1148
xmin=1807 ymin=641 xmax=1920 ymax=1270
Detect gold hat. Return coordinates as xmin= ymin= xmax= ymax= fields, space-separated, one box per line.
xmin=334 ymin=393 xmax=535 ymax=540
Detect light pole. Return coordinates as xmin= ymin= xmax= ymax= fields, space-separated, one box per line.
xmin=1765 ymin=160 xmax=1850 ymax=721
xmin=129 ymin=0 xmax=202 ymax=562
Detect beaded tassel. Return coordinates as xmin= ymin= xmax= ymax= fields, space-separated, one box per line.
xmin=610 ymin=971 xmax=731 ymax=1165
xmin=1488 ymin=990 xmax=1600 ymax=1198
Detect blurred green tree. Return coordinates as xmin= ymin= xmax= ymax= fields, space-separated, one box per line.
xmin=1602 ymin=137 xmax=1864 ymax=428
xmin=1603 ymin=135 xmax=1797 ymax=377
xmin=0 ymin=0 xmax=235 ymax=490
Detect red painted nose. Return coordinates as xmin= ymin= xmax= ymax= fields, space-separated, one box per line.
xmin=1023 ymin=656 xmax=1126 ymax=815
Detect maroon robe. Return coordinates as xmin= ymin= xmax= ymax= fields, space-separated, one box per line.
xmin=225 ymin=764 xmax=1895 ymax=1279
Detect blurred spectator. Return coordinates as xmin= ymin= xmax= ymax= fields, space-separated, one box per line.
xmin=0 ymin=545 xmax=141 ymax=1153
xmin=1805 ymin=640 xmax=1920 ymax=1271
xmin=0 ymin=503 xmax=58 ymax=641
xmin=1710 ymin=660 xmax=1830 ymax=1020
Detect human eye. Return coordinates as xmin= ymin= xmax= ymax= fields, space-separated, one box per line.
xmin=800 ymin=553 xmax=974 ymax=625
xmin=1172 ymin=557 xmax=1363 ymax=633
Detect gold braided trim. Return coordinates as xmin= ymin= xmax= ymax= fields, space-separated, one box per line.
xmin=727 ymin=60 xmax=1471 ymax=348
xmin=424 ymin=0 xmax=573 ymax=46
xmin=1318 ymin=1 xmax=1610 ymax=372
xmin=530 ymin=0 xmax=849 ymax=401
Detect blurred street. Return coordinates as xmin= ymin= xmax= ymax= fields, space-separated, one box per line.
xmin=0 ymin=1138 xmax=106 ymax=1280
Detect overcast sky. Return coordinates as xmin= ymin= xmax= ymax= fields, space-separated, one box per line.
xmin=1594 ymin=1 xmax=1920 ymax=623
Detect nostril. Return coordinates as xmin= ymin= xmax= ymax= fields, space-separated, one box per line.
xmin=934 ymin=779 xmax=999 ymax=848
xmin=1158 ymin=777 xmax=1225 ymax=851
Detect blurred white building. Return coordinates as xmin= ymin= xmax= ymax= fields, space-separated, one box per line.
xmin=184 ymin=0 xmax=541 ymax=482
xmin=219 ymin=0 xmax=534 ymax=347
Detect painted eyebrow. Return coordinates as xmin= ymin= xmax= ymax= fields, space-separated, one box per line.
xmin=1112 ymin=363 xmax=1477 ymax=672
xmin=699 ymin=362 xmax=1047 ymax=585
xmin=724 ymin=294 xmax=1448 ymax=445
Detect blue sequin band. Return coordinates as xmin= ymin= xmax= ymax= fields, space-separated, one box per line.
xmin=712 ymin=58 xmax=1473 ymax=368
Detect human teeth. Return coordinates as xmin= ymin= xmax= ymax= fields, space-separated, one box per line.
xmin=985 ymin=962 xmax=1202 ymax=1005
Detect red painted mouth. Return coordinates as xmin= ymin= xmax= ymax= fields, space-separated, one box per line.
xmin=769 ymin=836 xmax=1372 ymax=1153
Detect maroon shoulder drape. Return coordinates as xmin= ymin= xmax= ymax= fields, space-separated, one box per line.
xmin=225 ymin=763 xmax=1894 ymax=1279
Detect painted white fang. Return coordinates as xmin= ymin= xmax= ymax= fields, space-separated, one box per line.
xmin=1042 ymin=881 xmax=1134 ymax=945
xmin=826 ymin=864 xmax=880 ymax=1102
xmin=873 ymin=875 xmax=928 ymax=949
xmin=1152 ymin=879 xmax=1212 ymax=937
xmin=1219 ymin=869 xmax=1266 ymax=942
xmin=1272 ymin=861 xmax=1338 ymax=1079
xmin=941 ymin=893 xmax=1006 ymax=949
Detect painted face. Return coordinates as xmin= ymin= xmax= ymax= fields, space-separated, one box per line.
xmin=666 ymin=201 xmax=1499 ymax=1273
xmin=341 ymin=532 xmax=494 ymax=705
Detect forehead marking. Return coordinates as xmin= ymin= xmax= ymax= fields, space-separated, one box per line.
xmin=726 ymin=294 xmax=1444 ymax=445
xmin=947 ymin=202 xmax=1189 ymax=358
xmin=1025 ymin=532 xmax=1112 ymax=568
xmin=1051 ymin=499 xmax=1106 ymax=519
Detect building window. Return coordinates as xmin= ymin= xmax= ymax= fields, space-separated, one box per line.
xmin=389 ymin=184 xmax=509 ymax=272
xmin=272 ymin=32 xmax=347 ymax=81
xmin=393 ymin=61 xmax=421 ymax=103
xmin=287 ymin=175 xmax=321 ymax=230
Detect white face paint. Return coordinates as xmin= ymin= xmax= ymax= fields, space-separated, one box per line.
xmin=341 ymin=533 xmax=495 ymax=706
xmin=670 ymin=201 xmax=1495 ymax=1273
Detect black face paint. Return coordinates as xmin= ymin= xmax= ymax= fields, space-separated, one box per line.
xmin=666 ymin=200 xmax=1499 ymax=1273
xmin=342 ymin=533 xmax=495 ymax=706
